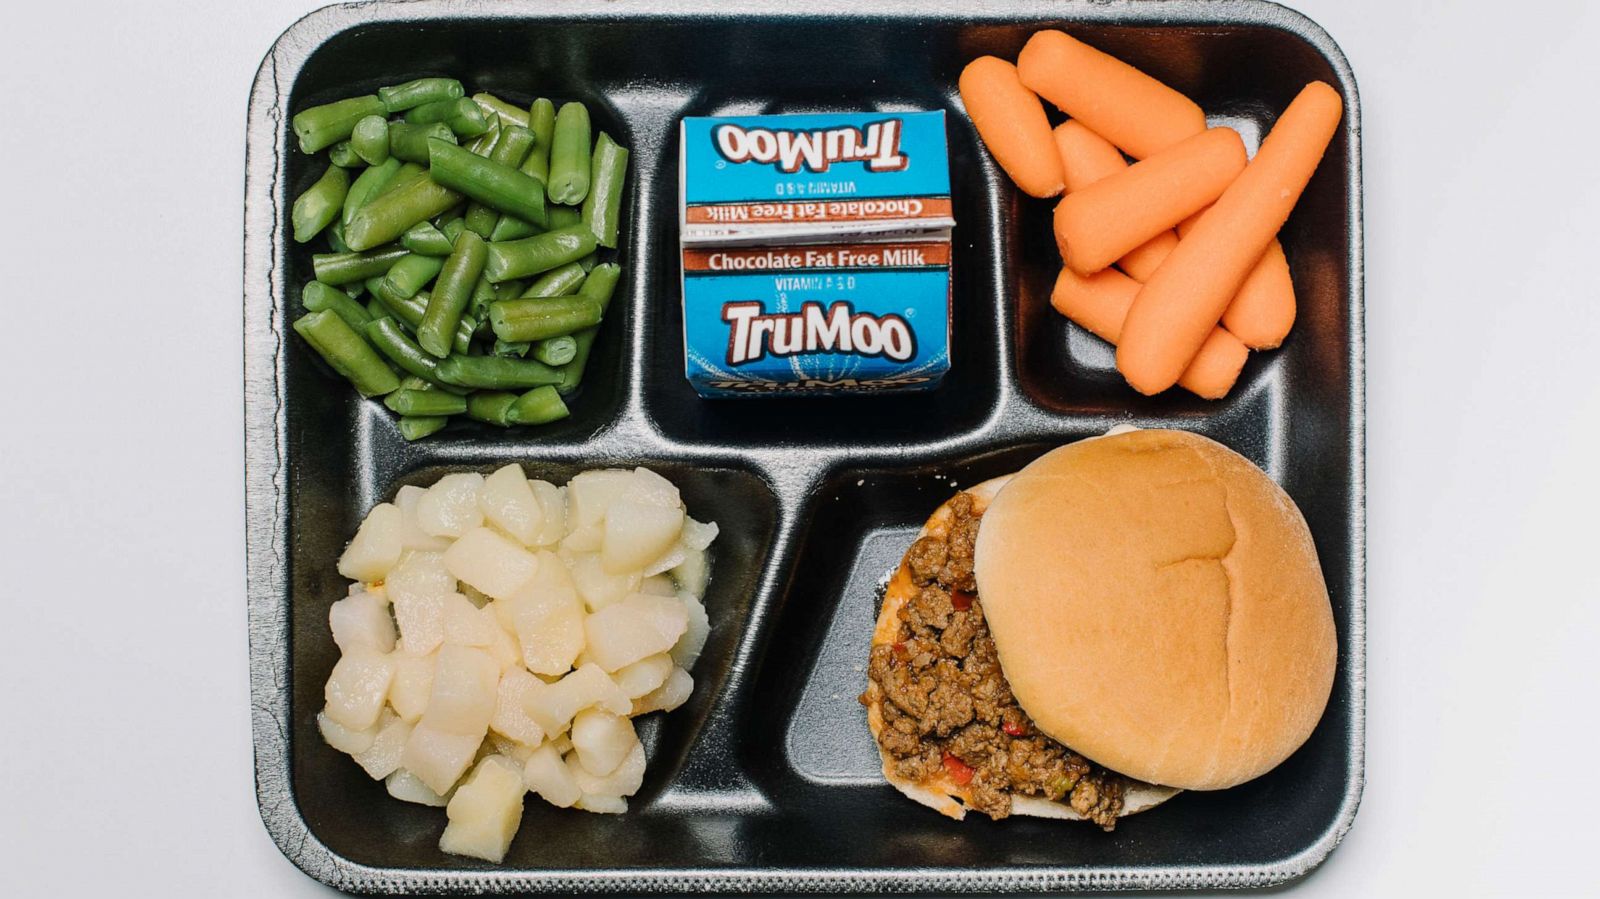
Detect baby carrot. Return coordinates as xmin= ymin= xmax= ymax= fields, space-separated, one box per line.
xmin=958 ymin=56 xmax=1064 ymax=198
xmin=1049 ymin=266 xmax=1246 ymax=399
xmin=1053 ymin=126 xmax=1246 ymax=276
xmin=1017 ymin=30 xmax=1206 ymax=160
xmin=1054 ymin=121 xmax=1179 ymax=281
xmin=1177 ymin=212 xmax=1297 ymax=349
xmin=1118 ymin=81 xmax=1343 ymax=394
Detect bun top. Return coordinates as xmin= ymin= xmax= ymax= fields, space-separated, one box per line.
xmin=972 ymin=429 xmax=1336 ymax=791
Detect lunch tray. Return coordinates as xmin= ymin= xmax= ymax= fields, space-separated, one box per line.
xmin=244 ymin=0 xmax=1364 ymax=892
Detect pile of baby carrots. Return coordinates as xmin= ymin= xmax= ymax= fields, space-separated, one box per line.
xmin=959 ymin=31 xmax=1342 ymax=398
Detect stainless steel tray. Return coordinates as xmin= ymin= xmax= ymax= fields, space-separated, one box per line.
xmin=244 ymin=0 xmax=1364 ymax=892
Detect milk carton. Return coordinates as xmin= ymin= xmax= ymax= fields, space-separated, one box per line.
xmin=679 ymin=111 xmax=954 ymax=397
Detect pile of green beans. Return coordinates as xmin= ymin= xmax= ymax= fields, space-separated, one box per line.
xmin=286 ymin=77 xmax=629 ymax=440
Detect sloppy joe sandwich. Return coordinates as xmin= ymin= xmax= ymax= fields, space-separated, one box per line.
xmin=860 ymin=428 xmax=1336 ymax=828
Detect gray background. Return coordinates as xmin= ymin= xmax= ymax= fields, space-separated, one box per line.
xmin=3 ymin=0 xmax=1596 ymax=895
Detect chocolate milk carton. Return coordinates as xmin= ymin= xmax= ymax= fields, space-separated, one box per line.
xmin=679 ymin=111 xmax=954 ymax=396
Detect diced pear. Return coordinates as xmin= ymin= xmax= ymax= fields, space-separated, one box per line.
xmin=386 ymin=767 xmax=454 ymax=807
xmin=520 ymin=663 xmax=629 ymax=736
xmin=401 ymin=721 xmax=483 ymax=795
xmin=479 ymin=464 xmax=544 ymax=545
xmin=600 ymin=499 xmax=685 ymax=574
xmin=574 ymin=794 xmax=627 ymax=814
xmin=386 ymin=550 xmax=455 ymax=607
xmin=681 ymin=517 xmax=719 ymax=551
xmin=441 ymin=593 xmax=498 ymax=647
xmin=613 ymin=653 xmax=673 ymax=699
xmin=417 ymin=473 xmax=485 ymax=538
xmin=569 ymin=708 xmax=637 ymax=777
xmin=569 ymin=552 xmax=641 ymax=612
xmin=624 ymin=467 xmax=683 ymax=509
xmin=583 ymin=594 xmax=688 ymax=672
xmin=500 ymin=552 xmax=585 ymax=675
xmin=391 ymin=590 xmax=445 ymax=655
xmin=439 ymin=755 xmax=526 ymax=863
xmin=672 ymin=594 xmax=710 ymax=670
xmin=642 ymin=541 xmax=687 ymax=577
xmin=561 ymin=521 xmax=604 ymax=553
xmin=484 ymin=617 xmax=522 ymax=672
xmin=633 ymin=666 xmax=695 ymax=715
xmin=388 ymin=649 xmax=436 ymax=723
xmin=421 ymin=645 xmax=499 ymax=737
xmin=323 ymin=649 xmax=395 ymax=731
xmin=486 ymin=732 xmax=537 ymax=764
xmin=568 ymin=739 xmax=646 ymax=798
xmin=318 ymin=708 xmax=378 ymax=755
xmin=528 ymin=481 xmax=567 ymax=547
xmin=567 ymin=469 xmax=633 ymax=534
xmin=670 ymin=548 xmax=710 ymax=600
xmin=444 ymin=527 xmax=539 ymax=600
xmin=548 ymin=733 xmax=574 ymax=755
xmin=353 ymin=712 xmax=412 ymax=780
xmin=329 ymin=590 xmax=397 ymax=654
xmin=639 ymin=575 xmax=677 ymax=597
xmin=490 ymin=670 xmax=547 ymax=747
xmin=522 ymin=742 xmax=581 ymax=808
xmin=395 ymin=485 xmax=453 ymax=552
xmin=337 ymin=502 xmax=404 ymax=583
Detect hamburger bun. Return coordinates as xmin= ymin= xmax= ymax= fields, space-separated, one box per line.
xmin=862 ymin=475 xmax=1179 ymax=822
xmin=973 ymin=428 xmax=1336 ymax=792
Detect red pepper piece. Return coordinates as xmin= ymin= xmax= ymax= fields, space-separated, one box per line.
xmin=942 ymin=752 xmax=975 ymax=785
xmin=1002 ymin=721 xmax=1025 ymax=736
xmin=951 ymin=590 xmax=974 ymax=611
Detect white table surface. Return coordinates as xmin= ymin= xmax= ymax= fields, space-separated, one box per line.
xmin=4 ymin=1 xmax=1597 ymax=895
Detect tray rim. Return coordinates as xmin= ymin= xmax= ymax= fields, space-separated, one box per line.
xmin=243 ymin=0 xmax=1365 ymax=892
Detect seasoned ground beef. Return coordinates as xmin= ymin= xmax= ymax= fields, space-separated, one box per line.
xmin=863 ymin=491 xmax=1130 ymax=830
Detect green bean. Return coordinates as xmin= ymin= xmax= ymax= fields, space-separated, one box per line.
xmin=493 ymin=339 xmax=531 ymax=357
xmin=369 ymin=282 xmax=475 ymax=356
xmin=463 ymin=116 xmax=501 ymax=156
xmin=292 ymin=164 xmax=350 ymax=243
xmin=345 ymin=173 xmax=461 ymax=251
xmin=418 ymin=231 xmax=487 ymax=358
xmin=382 ymin=253 xmax=445 ymax=300
xmin=302 ymin=281 xmax=373 ymax=332
xmin=379 ymin=78 xmax=465 ymax=114
xmin=582 ymin=132 xmax=629 ymax=249
xmin=470 ymin=273 xmax=498 ymax=323
xmin=493 ymin=279 xmax=527 ymax=301
xmin=398 ymin=415 xmax=450 ymax=441
xmin=437 ymin=355 xmax=562 ymax=390
xmin=532 ymin=335 xmax=578 ymax=367
xmin=489 ymin=295 xmax=603 ymax=342
xmin=389 ymin=122 xmax=456 ymax=163
xmin=548 ymin=102 xmax=592 ymax=205
xmin=343 ymin=280 xmax=365 ymax=300
xmin=312 ymin=245 xmax=409 ymax=285
xmin=472 ymin=93 xmax=531 ymax=129
xmin=577 ymin=250 xmax=599 ymax=273
xmin=426 ymin=138 xmax=548 ymax=230
xmin=548 ymin=205 xmax=582 ymax=230
xmin=292 ymin=95 xmax=386 ymax=154
xmin=384 ymin=387 xmax=468 ymax=417
xmin=401 ymin=221 xmax=453 ymax=256
xmin=327 ymin=219 xmax=352 ymax=253
xmin=365 ymin=297 xmax=387 ymax=321
xmin=465 ymin=391 xmax=519 ymax=426
xmin=488 ymin=213 xmax=541 ymax=242
xmin=342 ymin=157 xmax=403 ymax=226
xmin=365 ymin=317 xmax=467 ymax=393
xmin=293 ymin=310 xmax=400 ymax=397
xmin=463 ymin=125 xmax=537 ymax=237
xmin=522 ymin=98 xmax=557 ymax=184
xmin=521 ymin=261 xmax=587 ymax=298
xmin=405 ymin=97 xmax=492 ymax=138
xmin=328 ymin=141 xmax=361 ymax=168
xmin=351 ymin=114 xmax=390 ymax=165
xmin=484 ymin=224 xmax=597 ymax=282
xmin=508 ymin=385 xmax=570 ymax=425
xmin=555 ymin=262 xmax=621 ymax=394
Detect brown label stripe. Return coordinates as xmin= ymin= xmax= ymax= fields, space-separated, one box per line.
xmin=683 ymin=241 xmax=951 ymax=274
xmin=685 ymin=196 xmax=953 ymax=226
